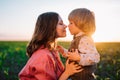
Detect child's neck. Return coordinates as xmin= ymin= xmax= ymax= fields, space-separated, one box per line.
xmin=75 ymin=31 xmax=85 ymax=37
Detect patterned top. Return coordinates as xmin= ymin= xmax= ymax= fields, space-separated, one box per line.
xmin=65 ymin=32 xmax=100 ymax=66
xmin=76 ymin=32 xmax=100 ymax=66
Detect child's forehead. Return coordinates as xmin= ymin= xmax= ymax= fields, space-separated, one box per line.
xmin=68 ymin=20 xmax=74 ymax=22
xmin=68 ymin=14 xmax=80 ymax=21
xmin=69 ymin=19 xmax=78 ymax=23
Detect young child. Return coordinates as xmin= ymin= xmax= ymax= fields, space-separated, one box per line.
xmin=57 ymin=8 xmax=100 ymax=80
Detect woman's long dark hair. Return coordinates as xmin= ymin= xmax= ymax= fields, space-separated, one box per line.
xmin=27 ymin=12 xmax=59 ymax=57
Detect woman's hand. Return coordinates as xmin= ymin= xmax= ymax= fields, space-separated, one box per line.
xmin=59 ymin=59 xmax=83 ymax=80
xmin=64 ymin=59 xmax=83 ymax=76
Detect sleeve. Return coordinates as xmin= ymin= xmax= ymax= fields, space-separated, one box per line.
xmin=28 ymin=54 xmax=57 ymax=80
xmin=78 ymin=36 xmax=100 ymax=66
xmin=63 ymin=48 xmax=68 ymax=54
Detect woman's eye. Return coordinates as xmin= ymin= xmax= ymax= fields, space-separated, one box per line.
xmin=59 ymin=23 xmax=63 ymax=25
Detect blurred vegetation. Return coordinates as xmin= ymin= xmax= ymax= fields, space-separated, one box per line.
xmin=0 ymin=41 xmax=120 ymax=80
xmin=95 ymin=42 xmax=120 ymax=80
xmin=0 ymin=41 xmax=28 ymax=80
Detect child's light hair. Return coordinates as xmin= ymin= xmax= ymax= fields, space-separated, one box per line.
xmin=68 ymin=8 xmax=96 ymax=36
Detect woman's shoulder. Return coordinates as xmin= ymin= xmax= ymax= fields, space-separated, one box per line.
xmin=33 ymin=48 xmax=50 ymax=56
xmin=28 ymin=48 xmax=52 ymax=65
xmin=19 ymin=48 xmax=55 ymax=78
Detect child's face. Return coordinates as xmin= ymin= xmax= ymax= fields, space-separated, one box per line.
xmin=68 ymin=20 xmax=81 ymax=35
xmin=56 ymin=16 xmax=67 ymax=38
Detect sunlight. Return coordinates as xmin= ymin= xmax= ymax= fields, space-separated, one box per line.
xmin=92 ymin=32 xmax=118 ymax=42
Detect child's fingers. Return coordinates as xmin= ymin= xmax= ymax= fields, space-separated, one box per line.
xmin=57 ymin=45 xmax=63 ymax=49
xmin=67 ymin=52 xmax=72 ymax=58
xmin=72 ymin=49 xmax=75 ymax=52
xmin=75 ymin=49 xmax=78 ymax=52
xmin=56 ymin=45 xmax=61 ymax=49
xmin=75 ymin=49 xmax=79 ymax=54
xmin=67 ymin=52 xmax=71 ymax=55
xmin=63 ymin=54 xmax=69 ymax=58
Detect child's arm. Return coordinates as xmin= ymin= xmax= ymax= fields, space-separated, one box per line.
xmin=78 ymin=36 xmax=100 ymax=66
xmin=56 ymin=45 xmax=68 ymax=58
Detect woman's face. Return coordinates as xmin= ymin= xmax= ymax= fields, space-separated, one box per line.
xmin=56 ymin=16 xmax=67 ymax=38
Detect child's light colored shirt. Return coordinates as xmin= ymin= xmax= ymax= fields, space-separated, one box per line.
xmin=77 ymin=32 xmax=100 ymax=66
xmin=64 ymin=32 xmax=100 ymax=66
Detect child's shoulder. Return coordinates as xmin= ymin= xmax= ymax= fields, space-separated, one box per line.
xmin=80 ymin=35 xmax=94 ymax=44
xmin=81 ymin=35 xmax=92 ymax=40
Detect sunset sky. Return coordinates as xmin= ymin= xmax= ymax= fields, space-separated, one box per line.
xmin=0 ymin=0 xmax=120 ymax=42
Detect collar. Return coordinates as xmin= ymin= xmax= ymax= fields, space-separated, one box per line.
xmin=75 ymin=32 xmax=85 ymax=38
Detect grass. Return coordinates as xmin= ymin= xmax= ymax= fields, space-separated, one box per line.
xmin=0 ymin=41 xmax=120 ymax=80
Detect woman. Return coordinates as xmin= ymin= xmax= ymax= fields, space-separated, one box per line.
xmin=18 ymin=12 xmax=82 ymax=80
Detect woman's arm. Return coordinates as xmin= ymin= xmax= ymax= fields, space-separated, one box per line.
xmin=19 ymin=52 xmax=57 ymax=80
xmin=56 ymin=45 xmax=68 ymax=58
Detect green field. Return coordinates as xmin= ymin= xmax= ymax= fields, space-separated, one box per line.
xmin=0 ymin=41 xmax=120 ymax=80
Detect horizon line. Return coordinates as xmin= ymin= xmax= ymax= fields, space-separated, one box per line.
xmin=0 ymin=40 xmax=120 ymax=43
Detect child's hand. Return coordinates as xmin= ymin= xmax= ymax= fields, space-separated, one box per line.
xmin=56 ymin=45 xmax=68 ymax=58
xmin=56 ymin=45 xmax=64 ymax=53
xmin=67 ymin=49 xmax=81 ymax=62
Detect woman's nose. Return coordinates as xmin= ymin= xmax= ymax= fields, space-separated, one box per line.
xmin=64 ymin=24 xmax=67 ymax=28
